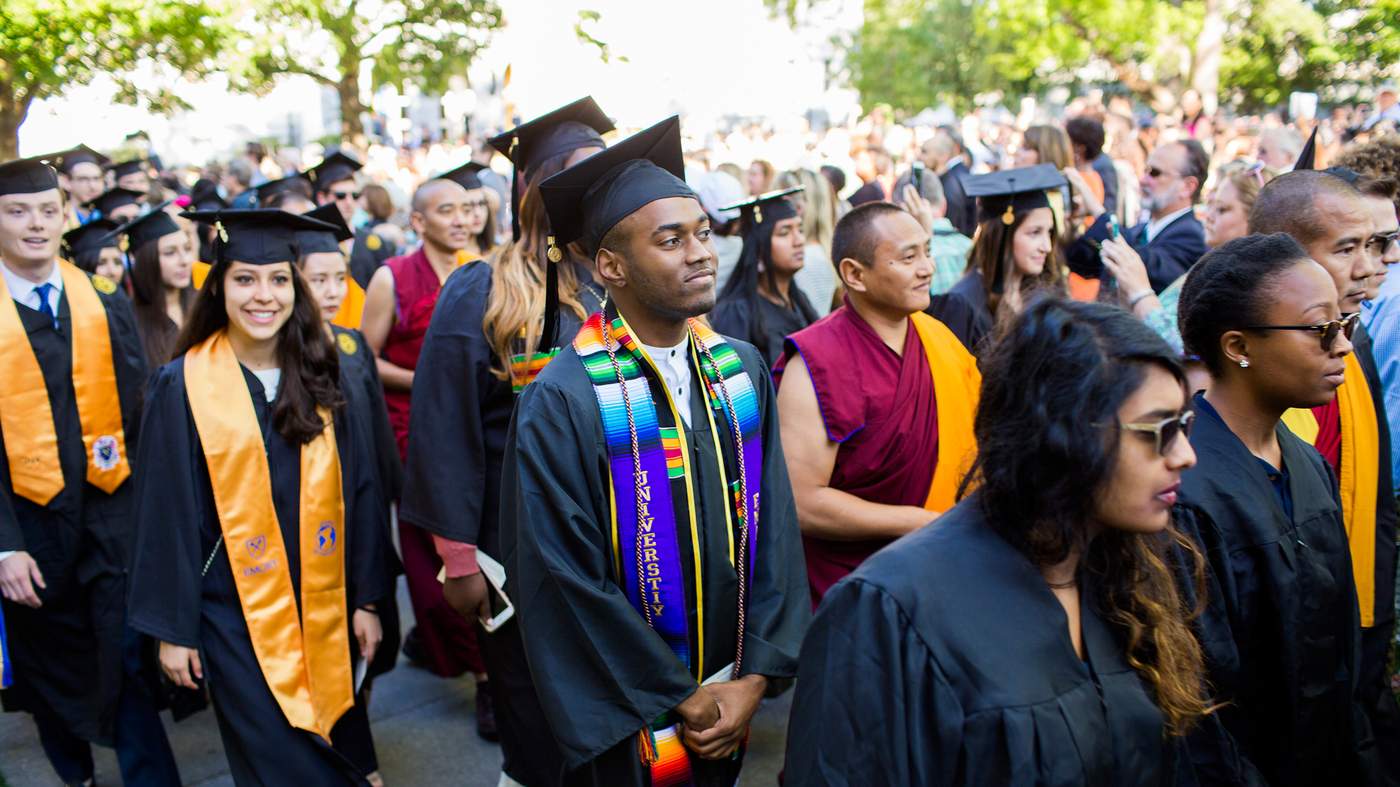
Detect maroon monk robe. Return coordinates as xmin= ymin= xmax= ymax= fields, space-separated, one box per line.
xmin=774 ymin=301 xmax=940 ymax=606
xmin=380 ymin=247 xmax=483 ymax=678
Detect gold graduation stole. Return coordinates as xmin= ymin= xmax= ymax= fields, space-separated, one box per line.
xmin=910 ymin=312 xmax=981 ymax=511
xmin=331 ymin=278 xmax=366 ymax=329
xmin=1281 ymin=353 xmax=1382 ymax=627
xmin=184 ymin=331 xmax=353 ymax=740
xmin=0 ymin=261 xmax=129 ymax=505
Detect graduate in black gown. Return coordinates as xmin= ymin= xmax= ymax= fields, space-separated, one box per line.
xmin=709 ymin=187 xmax=820 ymax=367
xmin=501 ymin=116 xmax=809 ymax=786
xmin=399 ymin=97 xmax=612 ymax=782
xmin=127 ymin=209 xmax=393 ymax=787
xmin=1174 ymin=234 xmax=1395 ymax=785
xmin=296 ymin=203 xmax=403 ymax=785
xmin=0 ymin=157 xmax=181 ymax=787
xmin=786 ymin=297 xmax=1211 ymax=786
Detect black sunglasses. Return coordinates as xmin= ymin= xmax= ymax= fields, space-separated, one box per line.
xmin=1367 ymin=230 xmax=1399 ymax=256
xmin=1242 ymin=313 xmax=1359 ymax=352
xmin=333 ymin=190 xmax=361 ymax=200
xmin=1122 ymin=410 xmax=1195 ymax=456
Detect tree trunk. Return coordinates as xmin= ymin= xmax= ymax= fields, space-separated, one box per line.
xmin=1192 ymin=0 xmax=1225 ymax=115
xmin=0 ymin=81 xmax=31 ymax=161
xmin=337 ymin=66 xmax=366 ymax=145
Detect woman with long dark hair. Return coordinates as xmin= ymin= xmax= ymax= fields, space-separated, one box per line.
xmin=929 ymin=164 xmax=1068 ymax=355
xmin=117 ymin=208 xmax=196 ymax=366
xmin=710 ymin=187 xmax=820 ymax=366
xmin=126 ymin=209 xmax=392 ymax=786
xmin=398 ymin=97 xmax=612 ymax=784
xmin=1175 ymin=234 xmax=1394 ymax=784
xmin=786 ymin=297 xmax=1209 ymax=784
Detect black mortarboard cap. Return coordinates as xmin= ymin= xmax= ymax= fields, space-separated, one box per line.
xmin=109 ymin=158 xmax=149 ymax=180
xmin=0 ymin=157 xmax=61 ymax=196
xmin=117 ymin=206 xmax=183 ymax=252
xmin=63 ymin=219 xmax=121 ymax=258
xmin=721 ymin=186 xmax=804 ymax=231
xmin=44 ymin=145 xmax=110 ymax=175
xmin=251 ymin=173 xmax=314 ymax=207
xmin=438 ymin=160 xmax=487 ymax=191
xmin=1294 ymin=127 xmax=1318 ymax=171
xmin=965 ymin=164 xmax=1068 ymax=295
xmin=306 ymin=151 xmax=362 ymax=191
xmin=296 ymin=203 xmax=354 ymax=255
xmin=85 ymin=187 xmax=145 ymax=217
xmin=182 ymin=209 xmax=337 ymax=265
xmin=489 ymin=96 xmax=614 ymax=241
xmin=189 ymin=178 xmax=227 ymax=210
xmin=538 ymin=116 xmax=693 ymax=354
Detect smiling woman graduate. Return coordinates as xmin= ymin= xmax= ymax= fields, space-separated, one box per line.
xmin=126 ymin=209 xmax=393 ymax=786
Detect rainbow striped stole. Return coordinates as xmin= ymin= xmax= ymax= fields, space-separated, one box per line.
xmin=573 ymin=309 xmax=763 ymax=782
xmin=509 ymin=348 xmax=560 ymax=393
xmin=0 ymin=602 xmax=11 ymax=689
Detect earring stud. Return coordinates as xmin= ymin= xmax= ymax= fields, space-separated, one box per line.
xmin=1239 ymin=359 xmax=1250 ymax=368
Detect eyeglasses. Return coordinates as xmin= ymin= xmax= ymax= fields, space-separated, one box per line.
xmin=1122 ymin=410 xmax=1195 ymax=456
xmin=1145 ymin=166 xmax=1178 ymax=179
xmin=1242 ymin=312 xmax=1359 ymax=352
xmin=333 ymin=190 xmax=361 ymax=201
xmin=1366 ymin=230 xmax=1399 ymax=256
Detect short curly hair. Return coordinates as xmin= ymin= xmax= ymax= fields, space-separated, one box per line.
xmin=1178 ymin=233 xmax=1312 ymax=375
xmin=1332 ymin=137 xmax=1400 ymax=207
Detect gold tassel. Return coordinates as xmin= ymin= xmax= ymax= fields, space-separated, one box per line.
xmin=546 ymin=235 xmax=563 ymax=263
xmin=1001 ymin=204 xmax=1015 ymax=226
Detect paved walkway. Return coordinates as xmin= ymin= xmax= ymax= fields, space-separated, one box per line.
xmin=0 ymin=587 xmax=791 ymax=786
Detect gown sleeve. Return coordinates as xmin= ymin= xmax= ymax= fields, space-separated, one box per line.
xmin=125 ymin=363 xmax=205 ymax=649
xmin=734 ymin=343 xmax=810 ymax=679
xmin=502 ymin=376 xmax=699 ymax=769
xmin=783 ymin=577 xmax=963 ymax=785
xmin=1171 ymin=503 xmax=1270 ymax=786
xmin=399 ymin=264 xmax=492 ymax=544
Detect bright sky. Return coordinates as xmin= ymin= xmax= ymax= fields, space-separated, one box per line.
xmin=18 ymin=0 xmax=861 ymax=163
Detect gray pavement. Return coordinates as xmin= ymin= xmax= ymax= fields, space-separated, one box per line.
xmin=0 ymin=585 xmax=791 ymax=786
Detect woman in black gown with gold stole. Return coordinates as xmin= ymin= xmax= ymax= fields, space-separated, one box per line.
xmin=127 ymin=209 xmax=391 ymax=786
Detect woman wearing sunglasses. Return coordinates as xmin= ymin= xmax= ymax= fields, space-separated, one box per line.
xmin=1175 ymin=233 xmax=1393 ymax=785
xmin=787 ymin=296 xmax=1209 ymax=785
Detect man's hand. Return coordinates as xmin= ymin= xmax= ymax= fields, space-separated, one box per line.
xmin=159 ymin=641 xmax=203 ymax=690
xmin=683 ymin=674 xmax=768 ymax=760
xmin=900 ymin=184 xmax=936 ymax=232
xmin=0 ymin=551 xmax=45 ymax=608
xmin=675 ymin=686 xmax=721 ymax=734
xmin=443 ymin=573 xmax=489 ymax=621
xmin=353 ymin=608 xmax=383 ymax=664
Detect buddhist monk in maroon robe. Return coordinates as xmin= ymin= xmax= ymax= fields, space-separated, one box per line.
xmin=775 ymin=202 xmax=980 ymax=605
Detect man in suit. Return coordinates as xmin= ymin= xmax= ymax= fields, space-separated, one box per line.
xmin=920 ymin=127 xmax=976 ymax=237
xmin=1067 ymin=139 xmax=1210 ymax=293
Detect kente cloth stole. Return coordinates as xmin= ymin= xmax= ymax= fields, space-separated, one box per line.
xmin=0 ymin=262 xmax=129 ymax=505
xmin=0 ymin=603 xmax=11 ymax=689
xmin=574 ymin=310 xmax=762 ymax=783
xmin=184 ymin=331 xmax=353 ymax=740
xmin=1281 ymin=353 xmax=1381 ymax=627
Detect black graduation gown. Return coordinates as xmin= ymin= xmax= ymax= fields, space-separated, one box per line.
xmin=1174 ymin=393 xmax=1378 ymax=786
xmin=348 ymin=228 xmax=394 ymax=290
xmin=708 ymin=288 xmax=819 ymax=368
xmin=927 ymin=270 xmax=994 ymax=356
xmin=399 ymin=259 xmax=598 ymax=786
xmin=501 ymin=331 xmax=810 ymax=785
xmin=0 ymin=282 xmax=148 ymax=745
xmin=784 ymin=496 xmax=1191 ymax=786
xmin=127 ymin=359 xmax=390 ymax=786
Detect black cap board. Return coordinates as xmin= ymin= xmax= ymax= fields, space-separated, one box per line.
xmin=721 ymin=186 xmax=804 ymax=230
xmin=117 ymin=206 xmax=183 ymax=252
xmin=489 ymin=96 xmax=614 ymax=241
xmin=306 ymin=151 xmax=362 ymax=191
xmin=182 ymin=208 xmax=338 ymax=265
xmin=1294 ymin=127 xmax=1318 ymax=171
xmin=297 ymin=203 xmax=354 ymax=255
xmin=63 ymin=219 xmax=122 ymax=257
xmin=438 ymin=160 xmax=487 ymax=191
xmin=44 ymin=145 xmax=110 ymax=175
xmin=85 ymin=187 xmax=146 ymax=217
xmin=251 ymin=173 xmax=314 ymax=207
xmin=109 ymin=158 xmax=148 ymax=180
xmin=0 ymin=157 xmax=61 ymax=196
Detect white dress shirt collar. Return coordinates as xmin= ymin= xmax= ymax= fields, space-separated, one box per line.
xmin=1 ymin=260 xmax=63 ymax=311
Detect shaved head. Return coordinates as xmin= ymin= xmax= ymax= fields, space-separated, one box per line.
xmin=1250 ymin=170 xmax=1364 ymax=245
xmin=412 ymin=178 xmax=468 ymax=215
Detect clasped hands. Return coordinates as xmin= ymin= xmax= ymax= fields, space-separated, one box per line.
xmin=674 ymin=673 xmax=767 ymax=760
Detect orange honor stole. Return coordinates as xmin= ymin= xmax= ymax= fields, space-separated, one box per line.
xmin=0 ymin=261 xmax=129 ymax=504
xmin=910 ymin=312 xmax=981 ymax=510
xmin=184 ymin=331 xmax=353 ymax=740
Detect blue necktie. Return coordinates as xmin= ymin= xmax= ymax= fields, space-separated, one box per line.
xmin=34 ymin=283 xmax=58 ymax=330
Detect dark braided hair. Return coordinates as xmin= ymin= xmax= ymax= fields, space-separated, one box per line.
xmin=1178 ymin=233 xmax=1311 ymax=376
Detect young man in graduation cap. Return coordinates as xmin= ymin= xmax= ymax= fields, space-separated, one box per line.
xmin=307 ymin=151 xmax=394 ymax=290
xmin=775 ymin=199 xmax=980 ymax=606
xmin=500 ymin=115 xmax=809 ymax=785
xmin=49 ymin=146 xmax=111 ymax=228
xmin=0 ymin=157 xmax=180 ymax=786
xmin=1252 ymin=161 xmax=1400 ymax=765
xmin=108 ymin=158 xmax=151 ymax=196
